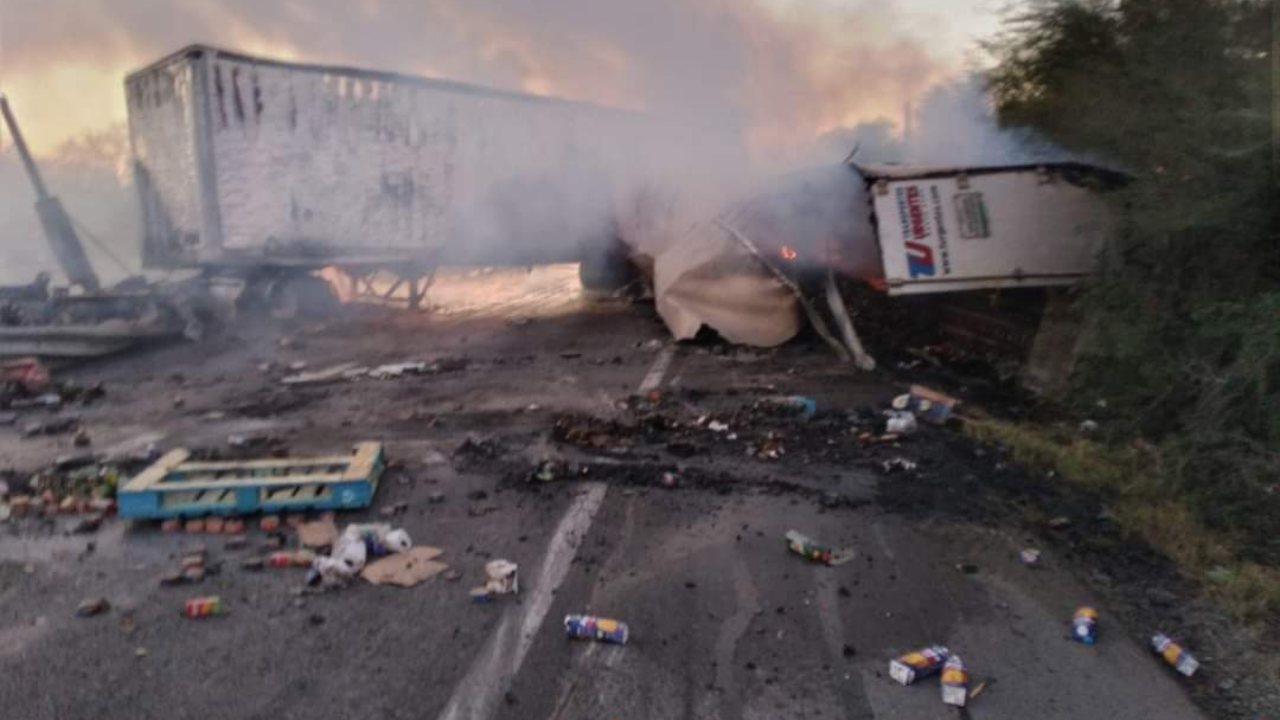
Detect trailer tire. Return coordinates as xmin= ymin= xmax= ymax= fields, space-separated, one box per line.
xmin=578 ymin=243 xmax=636 ymax=293
xmin=265 ymin=273 xmax=339 ymax=320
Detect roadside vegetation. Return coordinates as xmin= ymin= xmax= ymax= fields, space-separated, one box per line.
xmin=981 ymin=0 xmax=1279 ymax=621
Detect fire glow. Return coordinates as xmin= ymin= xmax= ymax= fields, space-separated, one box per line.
xmin=779 ymin=245 xmax=798 ymax=261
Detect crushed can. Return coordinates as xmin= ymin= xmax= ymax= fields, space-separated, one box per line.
xmin=1072 ymin=606 xmax=1099 ymax=645
xmin=785 ymin=530 xmax=854 ymax=566
xmin=182 ymin=596 xmax=223 ymax=618
xmin=940 ymin=655 xmax=969 ymax=707
xmin=889 ymin=645 xmax=949 ymax=685
xmin=1152 ymin=633 xmax=1199 ymax=677
xmin=268 ymin=549 xmax=315 ymax=568
xmin=565 ymin=614 xmax=629 ymax=645
xmin=890 ymin=645 xmax=952 ymax=681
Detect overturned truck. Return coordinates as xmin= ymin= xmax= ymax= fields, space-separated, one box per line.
xmin=647 ymin=161 xmax=1123 ymax=390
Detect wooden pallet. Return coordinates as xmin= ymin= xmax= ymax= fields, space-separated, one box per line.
xmin=118 ymin=442 xmax=384 ymax=519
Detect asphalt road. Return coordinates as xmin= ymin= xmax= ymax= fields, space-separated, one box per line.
xmin=0 ymin=266 xmax=1208 ymax=719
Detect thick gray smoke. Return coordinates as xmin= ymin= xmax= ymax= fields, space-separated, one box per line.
xmin=1 ymin=1 xmax=1035 ymax=285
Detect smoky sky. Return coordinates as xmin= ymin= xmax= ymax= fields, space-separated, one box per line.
xmin=0 ymin=0 xmax=994 ymax=158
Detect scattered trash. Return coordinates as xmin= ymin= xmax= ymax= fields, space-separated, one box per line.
xmin=1072 ymin=607 xmax=1099 ymax=645
xmin=1047 ymin=516 xmax=1072 ymax=530
xmin=884 ymin=411 xmax=918 ymax=435
xmin=1020 ymin=548 xmax=1042 ymax=567
xmin=970 ymin=679 xmax=989 ymax=701
xmin=297 ymin=519 xmax=339 ymax=548
xmin=23 ymin=416 xmax=78 ymax=437
xmin=470 ymin=559 xmax=519 ymax=601
xmin=758 ymin=395 xmax=817 ymax=419
xmin=707 ymin=420 xmax=731 ymax=433
xmin=907 ymin=385 xmax=959 ymax=425
xmin=1 ymin=357 xmax=52 ymax=394
xmin=182 ymin=596 xmax=225 ymax=618
xmin=880 ymin=457 xmax=917 ymax=473
xmin=76 ymin=597 xmax=110 ymax=617
xmin=1152 ymin=633 xmax=1199 ymax=677
xmin=565 ymin=614 xmax=630 ymax=645
xmin=307 ymin=522 xmax=412 ymax=587
xmin=361 ymin=546 xmax=448 ymax=587
xmin=1079 ymin=419 xmax=1100 ymax=435
xmin=280 ymin=361 xmax=361 ymax=386
xmin=269 ymin=550 xmax=316 ymax=568
xmin=941 ymin=655 xmax=969 ymax=707
xmin=660 ymin=471 xmax=679 ymax=489
xmin=785 ymin=530 xmax=854 ymax=566
xmin=889 ymin=646 xmax=950 ymax=685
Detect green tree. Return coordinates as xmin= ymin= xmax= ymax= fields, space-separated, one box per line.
xmin=986 ymin=0 xmax=1279 ymax=558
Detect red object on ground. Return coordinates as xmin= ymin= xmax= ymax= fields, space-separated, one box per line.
xmin=0 ymin=357 xmax=51 ymax=394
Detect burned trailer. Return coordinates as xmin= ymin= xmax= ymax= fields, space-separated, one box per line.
xmin=125 ymin=45 xmax=643 ymax=311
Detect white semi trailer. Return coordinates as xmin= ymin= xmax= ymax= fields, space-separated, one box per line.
xmin=125 ymin=45 xmax=644 ymax=309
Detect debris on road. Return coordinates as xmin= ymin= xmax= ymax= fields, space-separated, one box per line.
xmin=182 ymin=596 xmax=224 ymax=618
xmin=883 ymin=411 xmax=918 ymax=435
xmin=1 ymin=357 xmax=52 ymax=395
xmin=785 ymin=530 xmax=854 ymax=566
xmin=1152 ymin=633 xmax=1199 ymax=677
xmin=280 ymin=361 xmax=361 ymax=386
xmin=117 ymin=443 xmax=384 ymax=519
xmin=941 ymin=655 xmax=969 ymax=707
xmin=1072 ymin=607 xmax=1099 ymax=644
xmin=23 ymin=416 xmax=78 ymax=437
xmin=565 ymin=614 xmax=630 ymax=645
xmin=889 ymin=646 xmax=950 ymax=685
xmin=76 ymin=597 xmax=110 ymax=617
xmin=269 ymin=550 xmax=316 ymax=568
xmin=470 ymin=559 xmax=519 ymax=601
xmin=307 ymin=522 xmax=412 ymax=587
xmin=895 ymin=385 xmax=959 ymax=425
xmin=879 ymin=457 xmax=917 ymax=474
xmin=361 ymin=546 xmax=448 ymax=587
xmin=1020 ymin=548 xmax=1042 ymax=567
xmin=297 ymin=519 xmax=339 ymax=548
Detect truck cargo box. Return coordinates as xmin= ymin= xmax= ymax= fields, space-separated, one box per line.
xmin=125 ymin=45 xmax=639 ymax=272
xmin=858 ymin=163 xmax=1122 ymax=295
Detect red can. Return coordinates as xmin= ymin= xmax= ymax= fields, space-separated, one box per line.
xmin=182 ymin=596 xmax=223 ymax=618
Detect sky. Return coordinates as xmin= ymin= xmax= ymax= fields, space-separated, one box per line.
xmin=0 ymin=0 xmax=1006 ymax=157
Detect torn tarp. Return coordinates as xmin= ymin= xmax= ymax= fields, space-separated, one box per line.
xmin=624 ymin=165 xmax=880 ymax=361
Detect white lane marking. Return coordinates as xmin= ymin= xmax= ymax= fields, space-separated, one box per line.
xmin=637 ymin=345 xmax=676 ymax=394
xmin=437 ymin=483 xmax=608 ymax=720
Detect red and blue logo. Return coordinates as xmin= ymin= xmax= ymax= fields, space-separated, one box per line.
xmin=896 ymin=186 xmax=935 ymax=278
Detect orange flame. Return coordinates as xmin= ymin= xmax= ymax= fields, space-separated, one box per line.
xmin=780 ymin=245 xmax=798 ymax=261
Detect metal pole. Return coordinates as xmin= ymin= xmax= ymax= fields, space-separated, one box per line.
xmin=0 ymin=93 xmax=51 ymax=199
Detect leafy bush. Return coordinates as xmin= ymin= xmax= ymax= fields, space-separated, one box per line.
xmin=985 ymin=0 xmax=1279 ymax=557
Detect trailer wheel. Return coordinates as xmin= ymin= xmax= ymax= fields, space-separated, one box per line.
xmin=578 ymin=242 xmax=636 ymax=293
xmin=265 ymin=273 xmax=339 ymax=320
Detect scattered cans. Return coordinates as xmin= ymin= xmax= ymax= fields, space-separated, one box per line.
xmin=182 ymin=596 xmax=224 ymax=619
xmin=565 ymin=614 xmax=629 ymax=645
xmin=785 ymin=530 xmax=854 ymax=566
xmin=1151 ymin=634 xmax=1199 ymax=677
xmin=1072 ymin=607 xmax=1099 ymax=645
xmin=940 ymin=655 xmax=969 ymax=707
xmin=889 ymin=645 xmax=950 ymax=685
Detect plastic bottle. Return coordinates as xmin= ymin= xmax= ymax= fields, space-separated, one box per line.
xmin=1072 ymin=607 xmax=1099 ymax=645
xmin=1151 ymin=634 xmax=1199 ymax=677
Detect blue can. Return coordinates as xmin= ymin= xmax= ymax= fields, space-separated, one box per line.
xmin=1072 ymin=607 xmax=1098 ymax=644
xmin=564 ymin=614 xmax=629 ymax=645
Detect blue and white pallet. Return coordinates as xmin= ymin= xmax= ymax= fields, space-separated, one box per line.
xmin=117 ymin=442 xmax=384 ymax=520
